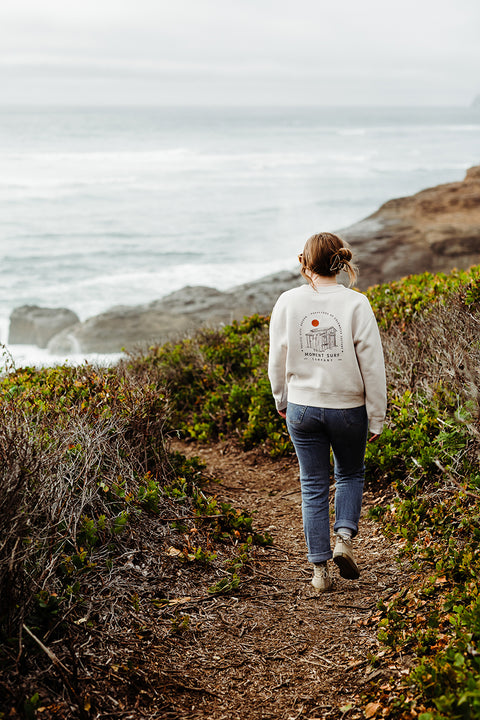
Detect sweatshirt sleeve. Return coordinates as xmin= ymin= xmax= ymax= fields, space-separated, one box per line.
xmin=268 ymin=298 xmax=288 ymax=412
xmin=354 ymin=306 xmax=387 ymax=435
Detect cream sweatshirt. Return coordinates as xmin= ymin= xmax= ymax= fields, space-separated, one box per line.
xmin=268 ymin=283 xmax=387 ymax=434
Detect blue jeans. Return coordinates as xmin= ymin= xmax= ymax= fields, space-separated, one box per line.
xmin=286 ymin=402 xmax=368 ymax=564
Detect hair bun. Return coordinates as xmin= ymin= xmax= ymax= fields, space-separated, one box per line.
xmin=328 ymin=245 xmax=353 ymax=273
xmin=338 ymin=247 xmax=352 ymax=262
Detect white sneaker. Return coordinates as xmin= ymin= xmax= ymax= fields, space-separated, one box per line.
xmin=333 ymin=535 xmax=360 ymax=579
xmin=311 ymin=563 xmax=332 ymax=592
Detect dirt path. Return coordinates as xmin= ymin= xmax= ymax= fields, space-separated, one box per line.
xmin=158 ymin=439 xmax=409 ymax=720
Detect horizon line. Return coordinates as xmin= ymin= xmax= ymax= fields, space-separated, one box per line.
xmin=0 ymin=102 xmax=478 ymax=110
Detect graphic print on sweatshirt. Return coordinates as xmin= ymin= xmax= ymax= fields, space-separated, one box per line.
xmin=299 ymin=311 xmax=344 ymax=362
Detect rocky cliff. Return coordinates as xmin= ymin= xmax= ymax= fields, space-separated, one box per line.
xmin=341 ymin=165 xmax=480 ymax=288
xmin=10 ymin=166 xmax=480 ymax=354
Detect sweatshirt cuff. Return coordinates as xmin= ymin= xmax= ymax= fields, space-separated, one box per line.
xmin=369 ymin=419 xmax=385 ymax=435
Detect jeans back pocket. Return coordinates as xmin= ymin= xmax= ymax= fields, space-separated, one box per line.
xmin=286 ymin=403 xmax=308 ymax=425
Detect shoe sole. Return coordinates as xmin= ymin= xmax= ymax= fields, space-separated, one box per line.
xmin=333 ymin=552 xmax=360 ymax=580
xmin=311 ymin=580 xmax=333 ymax=593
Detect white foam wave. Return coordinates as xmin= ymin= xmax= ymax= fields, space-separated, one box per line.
xmin=2 ymin=343 xmax=125 ymax=370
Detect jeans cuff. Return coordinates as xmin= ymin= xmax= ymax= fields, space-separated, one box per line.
xmin=307 ymin=551 xmax=333 ymax=563
xmin=333 ymin=520 xmax=358 ymax=538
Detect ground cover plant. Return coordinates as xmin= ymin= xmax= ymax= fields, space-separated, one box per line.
xmin=357 ymin=271 xmax=480 ymax=719
xmin=0 ymin=361 xmax=271 ymax=718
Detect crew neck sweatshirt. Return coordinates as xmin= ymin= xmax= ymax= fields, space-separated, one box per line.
xmin=268 ymin=283 xmax=387 ymax=434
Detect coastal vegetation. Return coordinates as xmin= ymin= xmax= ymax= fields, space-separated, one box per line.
xmin=0 ymin=357 xmax=272 ymax=718
xmin=0 ymin=264 xmax=479 ymax=719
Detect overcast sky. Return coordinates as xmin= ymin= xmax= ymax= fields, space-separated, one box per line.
xmin=0 ymin=0 xmax=479 ymax=106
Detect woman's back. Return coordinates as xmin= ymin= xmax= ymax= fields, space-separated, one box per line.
xmin=268 ymin=281 xmax=386 ymax=434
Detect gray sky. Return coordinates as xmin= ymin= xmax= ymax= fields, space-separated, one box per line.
xmin=0 ymin=0 xmax=479 ymax=106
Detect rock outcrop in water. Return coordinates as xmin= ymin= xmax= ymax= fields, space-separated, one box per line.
xmin=46 ymin=274 xmax=301 ymax=354
xmin=8 ymin=306 xmax=80 ymax=348
xmin=9 ymin=166 xmax=480 ymax=354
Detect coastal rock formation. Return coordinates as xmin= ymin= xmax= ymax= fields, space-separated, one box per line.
xmin=47 ymin=273 xmax=300 ymax=354
xmin=8 ymin=306 xmax=80 ymax=348
xmin=47 ymin=305 xmax=194 ymax=355
xmin=342 ymin=165 xmax=480 ymax=289
xmin=12 ymin=166 xmax=480 ymax=354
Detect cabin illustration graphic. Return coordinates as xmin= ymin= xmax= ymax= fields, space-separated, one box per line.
xmin=304 ymin=325 xmax=338 ymax=352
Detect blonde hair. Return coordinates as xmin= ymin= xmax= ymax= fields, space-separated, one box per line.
xmin=299 ymin=232 xmax=358 ymax=287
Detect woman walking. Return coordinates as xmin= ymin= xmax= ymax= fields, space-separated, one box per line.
xmin=268 ymin=232 xmax=386 ymax=592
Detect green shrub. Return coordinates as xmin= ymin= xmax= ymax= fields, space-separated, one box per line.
xmin=131 ymin=314 xmax=291 ymax=454
xmin=366 ymin=265 xmax=480 ymax=330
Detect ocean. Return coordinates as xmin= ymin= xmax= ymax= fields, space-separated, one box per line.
xmin=1 ymin=105 xmax=479 ymax=366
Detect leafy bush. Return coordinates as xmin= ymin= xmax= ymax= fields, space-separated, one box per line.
xmin=0 ymin=363 xmax=169 ymax=632
xmin=131 ymin=314 xmax=291 ymax=455
xmin=367 ymin=265 xmax=480 ymax=330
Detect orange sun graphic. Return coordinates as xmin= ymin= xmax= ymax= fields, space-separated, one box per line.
xmin=311 ymin=319 xmax=319 ymax=327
